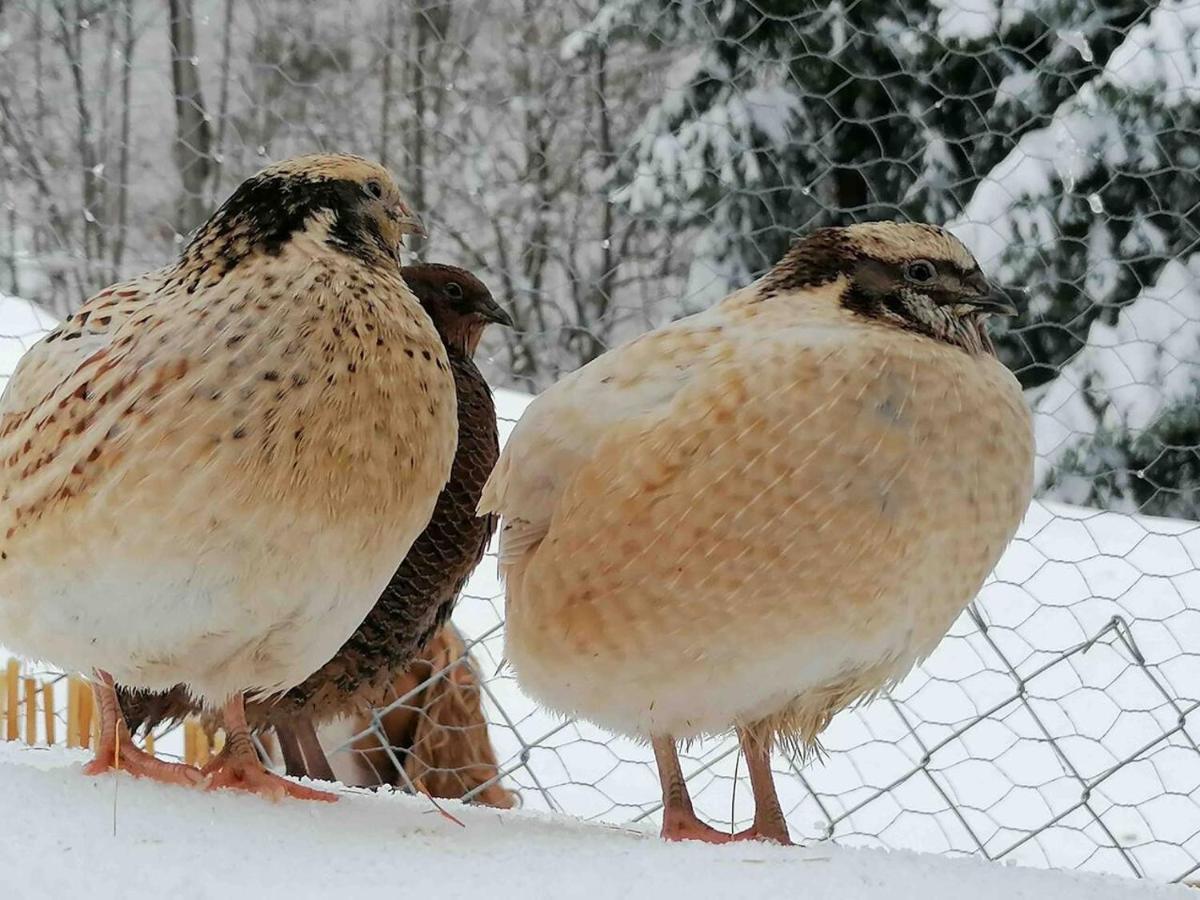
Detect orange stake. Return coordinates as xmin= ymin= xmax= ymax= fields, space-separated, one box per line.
xmin=183 ymin=720 xmax=197 ymax=767
xmin=42 ymin=680 xmax=55 ymax=746
xmin=195 ymin=725 xmax=211 ymax=768
xmin=66 ymin=677 xmax=80 ymax=748
xmin=4 ymin=659 xmax=17 ymax=742
xmin=23 ymin=678 xmax=36 ymax=744
xmin=78 ymin=681 xmax=93 ymax=750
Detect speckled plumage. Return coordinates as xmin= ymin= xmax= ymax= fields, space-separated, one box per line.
xmin=121 ymin=264 xmax=505 ymax=741
xmin=0 ymin=156 xmax=458 ymax=712
xmin=480 ymin=222 xmax=1034 ymax=841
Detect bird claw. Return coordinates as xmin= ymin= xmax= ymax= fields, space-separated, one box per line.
xmin=659 ymin=813 xmax=793 ymax=845
xmin=83 ymin=742 xmax=204 ymax=787
xmin=730 ymin=825 xmax=794 ymax=846
xmin=204 ymin=758 xmax=338 ymax=802
xmin=660 ymin=814 xmax=737 ymax=844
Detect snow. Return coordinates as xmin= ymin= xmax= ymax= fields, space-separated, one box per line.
xmin=0 ymin=292 xmax=56 ymax=389
xmin=1031 ymin=256 xmax=1200 ymax=485
xmin=0 ymin=743 xmax=1188 ymax=900
xmin=947 ymin=95 xmax=1120 ymax=274
xmin=1102 ymin=2 xmax=1200 ymax=103
xmin=950 ymin=0 xmax=1200 ymax=274
xmin=615 ymin=79 xmax=801 ymax=217
xmin=932 ymin=0 xmax=1000 ymax=40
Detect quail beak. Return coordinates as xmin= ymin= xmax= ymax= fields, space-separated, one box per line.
xmin=966 ymin=283 xmax=1023 ymax=317
xmin=394 ymin=209 xmax=426 ymax=242
xmin=477 ymin=296 xmax=515 ymax=329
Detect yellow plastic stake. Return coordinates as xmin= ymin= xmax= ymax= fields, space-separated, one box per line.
xmin=183 ymin=721 xmax=197 ymax=767
xmin=78 ymin=682 xmax=93 ymax=751
xmin=144 ymin=731 xmax=155 ymax=757
xmin=23 ymin=678 xmax=36 ymax=745
xmin=42 ymin=680 xmax=55 ymax=746
xmin=4 ymin=659 xmax=17 ymax=741
xmin=195 ymin=726 xmax=211 ymax=768
xmin=66 ymin=678 xmax=80 ymax=748
xmin=0 ymin=670 xmax=6 ymax=742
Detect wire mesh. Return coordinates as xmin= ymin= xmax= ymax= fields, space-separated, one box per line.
xmin=2 ymin=0 xmax=1200 ymax=886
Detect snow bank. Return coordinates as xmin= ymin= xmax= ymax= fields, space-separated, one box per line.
xmin=0 ymin=743 xmax=1186 ymax=900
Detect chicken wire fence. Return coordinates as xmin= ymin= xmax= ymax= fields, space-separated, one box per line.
xmin=4 ymin=0 xmax=1200 ymax=886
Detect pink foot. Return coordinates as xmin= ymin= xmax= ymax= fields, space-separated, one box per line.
xmin=204 ymin=757 xmax=338 ymax=802
xmin=731 ymin=825 xmax=794 ymax=845
xmin=83 ymin=741 xmax=204 ymax=788
xmin=661 ymin=812 xmax=736 ymax=844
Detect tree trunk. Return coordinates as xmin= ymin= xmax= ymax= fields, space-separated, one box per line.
xmin=111 ymin=0 xmax=136 ymax=280
xmin=208 ymin=0 xmax=236 ymax=205
xmin=585 ymin=44 xmax=615 ymax=363
xmin=5 ymin=205 xmax=17 ymax=295
xmin=55 ymin=0 xmax=106 ymax=294
xmin=378 ymin=2 xmax=398 ymax=168
xmin=167 ymin=0 xmax=215 ymax=235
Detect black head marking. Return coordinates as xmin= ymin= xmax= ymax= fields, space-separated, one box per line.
xmin=757 ymin=228 xmax=866 ymax=298
xmin=184 ymin=172 xmax=391 ymax=271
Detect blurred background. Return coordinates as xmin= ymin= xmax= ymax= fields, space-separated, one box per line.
xmin=4 ymin=0 xmax=1200 ymax=886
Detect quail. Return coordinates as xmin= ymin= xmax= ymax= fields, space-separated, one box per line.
xmin=0 ymin=154 xmax=457 ymax=801
xmin=479 ymin=222 xmax=1034 ymax=843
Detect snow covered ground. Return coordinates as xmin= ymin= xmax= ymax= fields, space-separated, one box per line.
xmin=0 ymin=742 xmax=1190 ymax=900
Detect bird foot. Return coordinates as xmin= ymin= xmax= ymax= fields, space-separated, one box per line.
xmin=82 ymin=740 xmax=204 ymax=787
xmin=204 ymin=756 xmax=338 ymax=802
xmin=730 ymin=824 xmax=794 ymax=846
xmin=660 ymin=812 xmax=737 ymax=844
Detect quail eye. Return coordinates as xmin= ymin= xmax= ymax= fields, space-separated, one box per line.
xmin=365 ymin=180 xmax=384 ymax=200
xmin=904 ymin=259 xmax=937 ymax=284
xmin=445 ymin=282 xmax=464 ymax=301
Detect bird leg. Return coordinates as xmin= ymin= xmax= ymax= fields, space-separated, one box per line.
xmin=274 ymin=723 xmax=308 ymax=778
xmin=81 ymin=670 xmax=203 ymax=787
xmin=275 ymin=719 xmax=337 ymax=782
xmin=732 ymin=726 xmax=793 ymax=844
xmin=293 ymin=718 xmax=337 ymax=782
xmin=203 ymin=694 xmax=337 ymax=802
xmin=652 ymin=735 xmax=733 ymax=843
